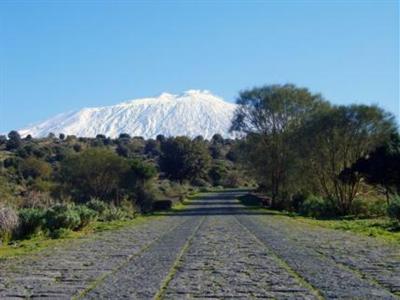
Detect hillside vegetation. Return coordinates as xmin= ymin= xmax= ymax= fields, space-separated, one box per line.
xmin=1 ymin=83 xmax=399 ymax=248
xmin=0 ymin=132 xmax=252 ymax=246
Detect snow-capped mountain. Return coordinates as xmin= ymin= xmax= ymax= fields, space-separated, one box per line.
xmin=19 ymin=90 xmax=238 ymax=139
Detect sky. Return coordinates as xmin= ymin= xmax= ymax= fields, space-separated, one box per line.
xmin=0 ymin=0 xmax=399 ymax=132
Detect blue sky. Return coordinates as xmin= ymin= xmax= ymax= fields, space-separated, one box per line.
xmin=0 ymin=0 xmax=399 ymax=132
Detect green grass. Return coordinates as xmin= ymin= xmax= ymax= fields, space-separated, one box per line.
xmin=0 ymin=215 xmax=162 ymax=260
xmin=238 ymin=194 xmax=400 ymax=244
xmin=0 ymin=230 xmax=86 ymax=260
xmin=295 ymin=217 xmax=400 ymax=244
xmin=0 ymin=193 xmax=197 ymax=260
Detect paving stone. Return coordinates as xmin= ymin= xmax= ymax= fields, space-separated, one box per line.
xmin=0 ymin=190 xmax=399 ymax=299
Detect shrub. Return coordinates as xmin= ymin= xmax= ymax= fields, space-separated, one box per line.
xmin=222 ymin=171 xmax=243 ymax=188
xmin=152 ymin=200 xmax=172 ymax=211
xmin=351 ymin=198 xmax=388 ymax=217
xmin=300 ymin=195 xmax=331 ymax=218
xmin=100 ymin=206 xmax=129 ymax=222
xmin=191 ymin=178 xmax=210 ymax=188
xmin=49 ymin=228 xmax=73 ymax=239
xmin=20 ymin=191 xmax=54 ymax=209
xmin=18 ymin=208 xmax=45 ymax=237
xmin=86 ymin=198 xmax=108 ymax=214
xmin=119 ymin=198 xmax=138 ymax=218
xmin=136 ymin=188 xmax=156 ymax=213
xmin=388 ymin=195 xmax=400 ymax=222
xmin=0 ymin=206 xmax=19 ymax=243
xmin=75 ymin=205 xmax=97 ymax=228
xmin=44 ymin=204 xmax=81 ymax=231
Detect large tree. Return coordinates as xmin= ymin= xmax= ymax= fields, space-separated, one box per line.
xmin=6 ymin=131 xmax=22 ymax=151
xmin=231 ymin=84 xmax=328 ymax=207
xmin=61 ymin=148 xmax=128 ymax=202
xmin=160 ymin=137 xmax=211 ymax=183
xmin=345 ymin=131 xmax=400 ymax=203
xmin=299 ymin=105 xmax=396 ymax=214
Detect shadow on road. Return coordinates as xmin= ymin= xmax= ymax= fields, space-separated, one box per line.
xmin=161 ymin=190 xmax=276 ymax=216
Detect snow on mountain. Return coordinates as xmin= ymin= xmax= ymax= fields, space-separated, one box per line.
xmin=19 ymin=90 xmax=238 ymax=139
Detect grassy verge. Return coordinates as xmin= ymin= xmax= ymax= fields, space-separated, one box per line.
xmin=0 ymin=192 xmax=198 ymax=260
xmin=0 ymin=215 xmax=161 ymax=260
xmin=295 ymin=217 xmax=400 ymax=244
xmin=238 ymin=194 xmax=400 ymax=244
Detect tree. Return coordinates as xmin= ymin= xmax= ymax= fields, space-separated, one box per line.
xmin=211 ymin=134 xmax=224 ymax=144
xmin=345 ymin=131 xmax=400 ymax=203
xmin=208 ymin=160 xmax=229 ymax=186
xmin=144 ymin=139 xmax=160 ymax=156
xmin=231 ymin=84 xmax=328 ymax=207
xmin=20 ymin=157 xmax=52 ymax=180
xmin=156 ymin=134 xmax=166 ymax=143
xmin=160 ymin=137 xmax=211 ymax=182
xmin=0 ymin=135 xmax=6 ymax=146
xmin=6 ymin=131 xmax=22 ymax=151
xmin=119 ymin=133 xmax=131 ymax=140
xmin=299 ymin=105 xmax=396 ymax=214
xmin=61 ymin=149 xmax=128 ymax=202
xmin=122 ymin=159 xmax=157 ymax=193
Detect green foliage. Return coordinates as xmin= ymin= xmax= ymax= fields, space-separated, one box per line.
xmin=135 ymin=187 xmax=156 ymax=213
xmin=49 ymin=228 xmax=73 ymax=239
xmin=100 ymin=206 xmax=130 ymax=222
xmin=74 ymin=205 xmax=98 ymax=228
xmin=61 ymin=148 xmax=128 ymax=201
xmin=123 ymin=159 xmax=157 ymax=186
xmin=3 ymin=156 xmax=22 ymax=169
xmin=300 ymin=195 xmax=332 ymax=218
xmin=44 ymin=204 xmax=81 ymax=231
xmin=18 ymin=208 xmax=45 ymax=237
xmin=86 ymin=198 xmax=108 ymax=214
xmin=6 ymin=131 xmax=22 ymax=151
xmin=388 ymin=195 xmax=400 ymax=222
xmin=208 ymin=161 xmax=228 ymax=186
xmin=231 ymin=84 xmax=328 ymax=207
xmin=299 ymin=105 xmax=396 ymax=215
xmin=20 ymin=157 xmax=52 ymax=180
xmin=348 ymin=132 xmax=400 ymax=201
xmin=144 ymin=139 xmax=160 ymax=156
xmin=350 ymin=197 xmax=388 ymax=217
xmin=160 ymin=136 xmax=211 ymax=183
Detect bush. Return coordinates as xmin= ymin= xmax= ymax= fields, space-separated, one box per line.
xmin=49 ymin=228 xmax=73 ymax=239
xmin=300 ymin=195 xmax=331 ymax=218
xmin=44 ymin=204 xmax=81 ymax=231
xmin=100 ymin=206 xmax=130 ymax=222
xmin=18 ymin=208 xmax=45 ymax=237
xmin=0 ymin=206 xmax=19 ymax=243
xmin=20 ymin=191 xmax=54 ymax=209
xmin=351 ymin=198 xmax=388 ymax=217
xmin=86 ymin=198 xmax=108 ymax=214
xmin=74 ymin=205 xmax=97 ymax=228
xmin=152 ymin=200 xmax=172 ymax=211
xmin=191 ymin=178 xmax=210 ymax=188
xmin=119 ymin=198 xmax=138 ymax=218
xmin=388 ymin=195 xmax=400 ymax=222
xmin=136 ymin=188 xmax=156 ymax=213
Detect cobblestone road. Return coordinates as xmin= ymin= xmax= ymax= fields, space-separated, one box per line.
xmin=1 ymin=190 xmax=399 ymax=299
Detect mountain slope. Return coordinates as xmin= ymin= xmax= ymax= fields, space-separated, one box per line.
xmin=19 ymin=90 xmax=238 ymax=139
